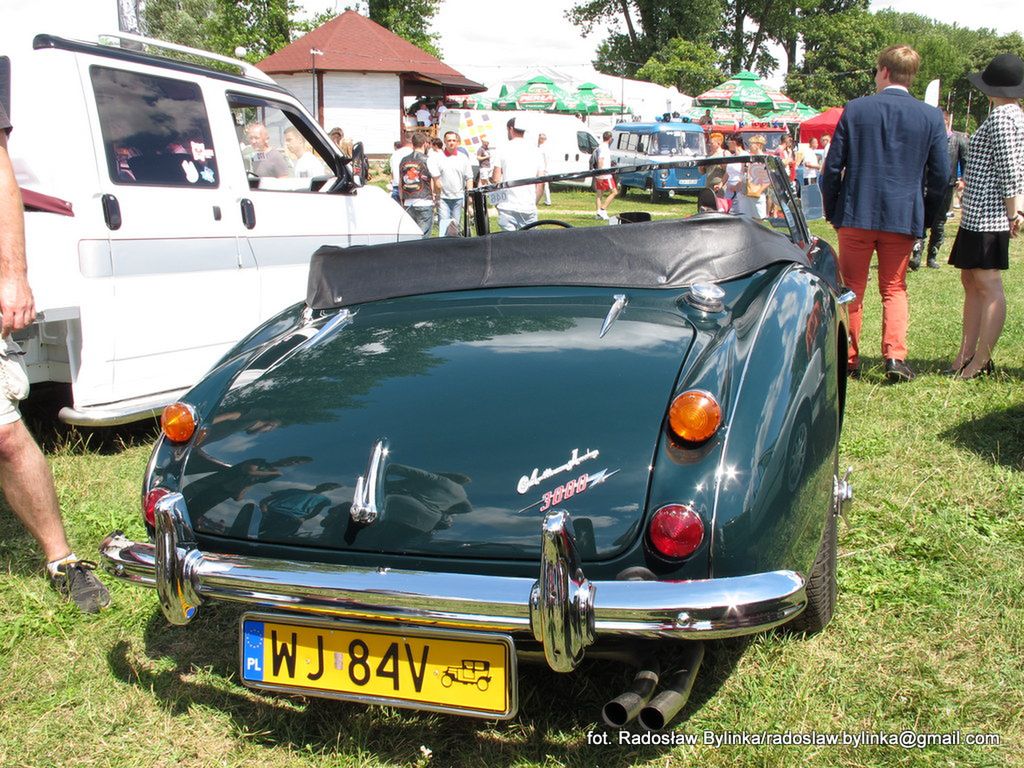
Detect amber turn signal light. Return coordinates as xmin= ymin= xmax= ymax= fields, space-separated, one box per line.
xmin=161 ymin=402 xmax=197 ymax=443
xmin=667 ymin=390 xmax=721 ymax=444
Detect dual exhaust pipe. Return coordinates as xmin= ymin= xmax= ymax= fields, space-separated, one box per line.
xmin=601 ymin=641 xmax=704 ymax=730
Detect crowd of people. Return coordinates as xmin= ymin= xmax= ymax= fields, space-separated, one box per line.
xmin=389 ymin=116 xmax=558 ymax=236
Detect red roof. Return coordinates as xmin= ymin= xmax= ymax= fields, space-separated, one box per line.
xmin=258 ymin=10 xmax=483 ymax=93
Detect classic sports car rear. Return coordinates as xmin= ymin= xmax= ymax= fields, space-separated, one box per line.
xmin=101 ymin=157 xmax=851 ymax=728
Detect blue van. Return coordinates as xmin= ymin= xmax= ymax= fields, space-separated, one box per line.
xmin=610 ymin=122 xmax=708 ymax=201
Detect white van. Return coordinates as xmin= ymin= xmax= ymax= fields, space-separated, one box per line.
xmin=1 ymin=31 xmax=420 ymax=426
xmin=438 ymin=109 xmax=599 ymax=182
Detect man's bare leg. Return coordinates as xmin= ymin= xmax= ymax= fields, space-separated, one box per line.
xmin=0 ymin=419 xmax=70 ymax=562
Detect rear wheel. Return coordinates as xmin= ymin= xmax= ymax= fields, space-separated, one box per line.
xmin=649 ymin=185 xmax=664 ymax=204
xmin=788 ymin=500 xmax=838 ymax=634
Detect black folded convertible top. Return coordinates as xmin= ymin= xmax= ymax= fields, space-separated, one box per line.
xmin=307 ymin=214 xmax=809 ymax=310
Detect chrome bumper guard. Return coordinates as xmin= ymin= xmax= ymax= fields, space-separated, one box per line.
xmin=100 ymin=493 xmax=806 ymax=672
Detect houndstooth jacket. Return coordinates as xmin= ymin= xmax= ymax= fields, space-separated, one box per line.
xmin=960 ymin=103 xmax=1024 ymax=232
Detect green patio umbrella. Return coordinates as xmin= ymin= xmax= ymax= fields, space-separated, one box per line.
xmin=694 ymin=71 xmax=796 ymax=113
xmin=764 ymin=102 xmax=819 ymax=123
xmin=492 ymin=76 xmax=573 ymax=111
xmin=684 ymin=105 xmax=759 ymax=124
xmin=568 ymin=82 xmax=630 ymax=115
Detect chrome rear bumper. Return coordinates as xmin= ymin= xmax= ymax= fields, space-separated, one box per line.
xmin=100 ymin=493 xmax=806 ymax=672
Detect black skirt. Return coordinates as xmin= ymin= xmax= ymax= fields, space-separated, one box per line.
xmin=948 ymin=227 xmax=1010 ymax=270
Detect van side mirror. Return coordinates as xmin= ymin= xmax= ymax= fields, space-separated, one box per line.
xmin=350 ymin=141 xmax=368 ymax=188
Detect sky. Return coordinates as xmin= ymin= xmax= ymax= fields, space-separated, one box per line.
xmin=303 ymin=0 xmax=1023 ymax=77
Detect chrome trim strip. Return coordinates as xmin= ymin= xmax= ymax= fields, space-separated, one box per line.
xmin=100 ymin=497 xmax=807 ymax=665
xmin=599 ymin=294 xmax=628 ymax=339
xmin=237 ymin=611 xmax=519 ymax=720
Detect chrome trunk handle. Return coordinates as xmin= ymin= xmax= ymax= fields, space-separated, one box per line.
xmin=351 ymin=438 xmax=388 ymax=524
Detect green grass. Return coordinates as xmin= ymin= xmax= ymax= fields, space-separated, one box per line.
xmin=0 ymin=198 xmax=1022 ymax=767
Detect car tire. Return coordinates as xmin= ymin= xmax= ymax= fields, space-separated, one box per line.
xmin=788 ymin=504 xmax=837 ymax=634
xmin=649 ymin=186 xmax=664 ymax=204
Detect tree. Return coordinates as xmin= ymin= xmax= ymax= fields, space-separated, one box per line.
xmin=143 ymin=0 xmax=334 ymax=61
xmin=142 ymin=0 xmax=216 ymax=49
xmin=636 ymin=38 xmax=724 ymax=96
xmin=205 ymin=0 xmax=293 ymax=61
xmin=567 ymin=0 xmax=721 ymax=79
xmin=784 ymin=8 xmax=888 ymax=107
xmin=367 ymin=0 xmax=443 ymax=59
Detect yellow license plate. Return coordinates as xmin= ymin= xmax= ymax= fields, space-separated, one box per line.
xmin=239 ymin=613 xmax=517 ymax=718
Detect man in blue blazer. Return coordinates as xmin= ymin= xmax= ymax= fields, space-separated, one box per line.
xmin=821 ymin=44 xmax=949 ymax=382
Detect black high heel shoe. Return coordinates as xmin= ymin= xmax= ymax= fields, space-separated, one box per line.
xmin=958 ymin=360 xmax=995 ymax=380
xmin=944 ymin=356 xmax=972 ymax=376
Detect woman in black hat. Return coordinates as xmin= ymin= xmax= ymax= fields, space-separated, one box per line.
xmin=947 ymin=53 xmax=1024 ymax=379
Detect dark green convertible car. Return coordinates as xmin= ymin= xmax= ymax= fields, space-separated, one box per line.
xmin=101 ymin=156 xmax=852 ymax=729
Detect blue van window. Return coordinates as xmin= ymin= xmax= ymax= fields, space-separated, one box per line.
xmin=652 ymin=131 xmax=704 ymax=157
xmin=626 ymin=134 xmax=639 ymax=152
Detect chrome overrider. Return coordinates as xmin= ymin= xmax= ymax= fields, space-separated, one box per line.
xmin=100 ymin=493 xmax=808 ymax=673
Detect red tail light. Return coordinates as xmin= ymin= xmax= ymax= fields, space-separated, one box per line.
xmin=648 ymin=504 xmax=705 ymax=559
xmin=144 ymin=488 xmax=170 ymax=527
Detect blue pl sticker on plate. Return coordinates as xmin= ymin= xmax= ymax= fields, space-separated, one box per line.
xmin=242 ymin=620 xmax=265 ymax=682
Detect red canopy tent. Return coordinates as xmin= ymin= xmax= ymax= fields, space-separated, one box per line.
xmin=799 ymin=107 xmax=843 ymax=142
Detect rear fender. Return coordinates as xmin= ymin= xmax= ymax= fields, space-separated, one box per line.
xmin=710 ymin=265 xmax=840 ymax=579
xmin=642 ymin=267 xmax=782 ymax=580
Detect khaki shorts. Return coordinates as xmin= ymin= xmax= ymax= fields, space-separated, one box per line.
xmin=0 ymin=337 xmax=30 ymax=425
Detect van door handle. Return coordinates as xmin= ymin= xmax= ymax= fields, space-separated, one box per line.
xmin=240 ymin=198 xmax=256 ymax=229
xmin=101 ymin=194 xmax=121 ymax=230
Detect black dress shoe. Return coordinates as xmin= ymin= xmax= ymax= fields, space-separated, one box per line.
xmin=885 ymin=358 xmax=915 ymax=382
xmin=927 ymin=259 xmax=940 ymax=269
xmin=908 ymin=256 xmax=920 ymax=271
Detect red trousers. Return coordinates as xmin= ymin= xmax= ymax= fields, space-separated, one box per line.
xmin=837 ymin=227 xmax=917 ymax=366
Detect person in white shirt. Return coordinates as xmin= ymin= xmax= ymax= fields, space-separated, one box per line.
xmin=437 ymin=131 xmax=473 ymax=236
xmin=283 ymin=127 xmax=325 ymax=179
xmin=801 ymin=137 xmax=822 ymax=184
xmin=415 ymin=105 xmax=432 ymax=126
xmin=389 ymin=133 xmax=413 ymax=202
xmin=537 ymin=133 xmax=552 ymax=205
xmin=492 ymin=117 xmax=544 ymax=231
xmin=593 ymin=131 xmax=618 ymax=220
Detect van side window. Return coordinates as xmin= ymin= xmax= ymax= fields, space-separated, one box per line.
xmin=576 ymin=130 xmax=598 ymax=154
xmin=92 ymin=66 xmax=218 ymax=187
xmin=636 ymin=135 xmax=648 ymax=154
xmin=230 ymin=95 xmax=332 ymax=191
xmin=626 ymin=134 xmax=639 ymax=152
xmin=614 ymin=133 xmax=626 ymax=150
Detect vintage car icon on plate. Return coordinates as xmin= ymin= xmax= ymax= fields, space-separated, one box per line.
xmin=101 ymin=155 xmax=852 ymax=729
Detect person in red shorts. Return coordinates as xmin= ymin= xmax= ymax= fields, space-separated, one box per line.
xmin=594 ymin=130 xmax=618 ymax=220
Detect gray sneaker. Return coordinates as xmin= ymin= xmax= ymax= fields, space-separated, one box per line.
xmin=51 ymin=560 xmax=110 ymax=613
